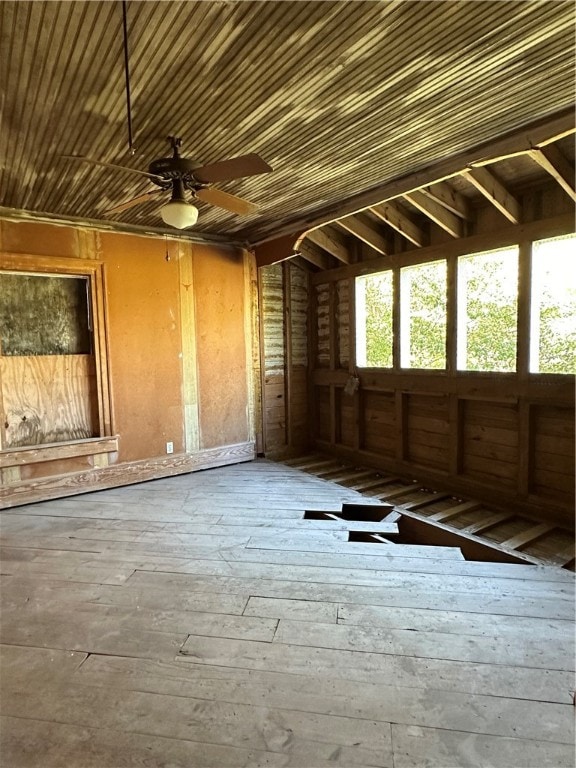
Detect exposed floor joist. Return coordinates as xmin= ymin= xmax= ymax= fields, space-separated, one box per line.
xmin=282 ymin=454 xmax=575 ymax=569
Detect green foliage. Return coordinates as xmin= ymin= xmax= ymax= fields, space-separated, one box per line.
xmin=364 ymin=274 xmax=393 ymax=367
xmin=460 ymin=251 xmax=517 ymax=372
xmin=537 ymin=292 xmax=576 ymax=374
xmin=359 ymin=241 xmax=574 ymax=375
xmin=404 ymin=261 xmax=446 ymax=369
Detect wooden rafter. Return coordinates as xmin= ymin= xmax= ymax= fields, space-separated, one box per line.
xmin=336 ymin=214 xmax=388 ymax=255
xmin=420 ymin=181 xmax=472 ymax=220
xmin=369 ymin=200 xmax=426 ymax=247
xmin=462 ymin=166 xmax=521 ymax=224
xmin=403 ymin=190 xmax=463 ymax=238
xmin=305 ymin=227 xmax=350 ymax=263
xmin=249 ymin=109 xmax=575 ymax=245
xmin=299 ymin=240 xmax=337 ymax=270
xmin=528 ymin=145 xmax=576 ymax=202
xmin=254 ymin=232 xmax=305 ymax=267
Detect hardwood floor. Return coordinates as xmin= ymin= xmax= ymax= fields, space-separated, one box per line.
xmin=0 ymin=459 xmax=574 ymax=768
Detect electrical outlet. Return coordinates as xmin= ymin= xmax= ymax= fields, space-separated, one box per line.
xmin=166 ymin=441 xmax=174 ymax=454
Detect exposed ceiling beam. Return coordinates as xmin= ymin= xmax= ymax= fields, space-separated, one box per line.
xmin=299 ymin=240 xmax=337 ymax=270
xmin=336 ymin=214 xmax=388 ymax=255
xmin=461 ymin=166 xmax=521 ymax=224
xmin=403 ymin=191 xmax=463 ymax=238
xmin=369 ymin=200 xmax=426 ymax=247
xmin=528 ymin=145 xmax=576 ymax=202
xmin=305 ymin=226 xmax=350 ymax=263
xmin=254 ymin=232 xmax=305 ymax=267
xmin=248 ymin=109 xmax=575 ymax=245
xmin=419 ymin=181 xmax=472 ymax=220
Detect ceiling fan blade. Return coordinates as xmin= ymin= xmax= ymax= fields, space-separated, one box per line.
xmin=195 ymin=186 xmax=258 ymax=216
xmin=104 ymin=190 xmax=164 ymax=215
xmin=61 ymin=155 xmax=162 ymax=182
xmin=193 ymin=153 xmax=272 ymax=184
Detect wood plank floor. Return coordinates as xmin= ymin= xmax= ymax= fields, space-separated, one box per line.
xmin=1 ymin=459 xmax=574 ymax=768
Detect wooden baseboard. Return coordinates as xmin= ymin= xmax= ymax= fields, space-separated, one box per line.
xmin=0 ymin=441 xmax=255 ymax=509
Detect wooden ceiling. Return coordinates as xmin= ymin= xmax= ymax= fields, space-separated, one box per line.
xmin=1 ymin=1 xmax=574 ymax=245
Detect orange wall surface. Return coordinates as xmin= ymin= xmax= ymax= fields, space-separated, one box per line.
xmin=194 ymin=245 xmax=249 ymax=449
xmin=0 ymin=219 xmax=253 ymax=468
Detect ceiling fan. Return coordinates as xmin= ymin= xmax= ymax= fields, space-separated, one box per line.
xmin=63 ymin=136 xmax=273 ymax=229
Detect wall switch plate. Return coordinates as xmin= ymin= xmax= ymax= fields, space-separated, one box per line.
xmin=166 ymin=441 xmax=174 ymax=454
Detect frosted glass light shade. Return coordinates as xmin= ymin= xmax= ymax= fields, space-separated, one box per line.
xmin=160 ymin=201 xmax=199 ymax=229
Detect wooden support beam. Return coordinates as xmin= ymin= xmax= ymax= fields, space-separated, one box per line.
xmin=420 ymin=181 xmax=472 ymax=220
xmin=461 ymin=167 xmax=521 ymax=224
xmin=429 ymin=501 xmax=483 ymax=522
xmin=501 ymin=523 xmax=556 ymax=551
xmin=248 ymin=108 xmax=575 ymax=244
xmin=369 ymin=200 xmax=426 ymax=247
xmin=254 ymin=233 xmax=304 ymax=267
xmin=463 ymin=512 xmax=513 ymax=535
xmin=299 ymin=240 xmax=336 ymax=271
xmin=529 ymin=145 xmax=576 ymax=202
xmin=305 ymin=227 xmax=351 ymax=264
xmin=403 ymin=190 xmax=463 ymax=238
xmin=336 ymin=214 xmax=388 ymax=255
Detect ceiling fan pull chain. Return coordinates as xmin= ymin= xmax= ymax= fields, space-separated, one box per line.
xmin=121 ymin=0 xmax=135 ymax=155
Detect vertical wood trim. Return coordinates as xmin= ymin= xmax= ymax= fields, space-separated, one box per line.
xmin=282 ymin=261 xmax=293 ymax=448
xmin=330 ymin=385 xmax=338 ymax=445
xmin=257 ymin=266 xmax=269 ymax=454
xmin=243 ymin=248 xmax=260 ymax=450
xmin=91 ymin=257 xmax=113 ymax=437
xmin=328 ymin=281 xmax=338 ymax=370
xmin=348 ymin=277 xmax=357 ymax=375
xmin=328 ymin=281 xmax=338 ymax=446
xmin=395 ymin=391 xmax=407 ymax=462
xmin=446 ymin=255 xmax=457 ymax=374
xmin=516 ymin=240 xmax=531 ymax=380
xmin=307 ymin=274 xmax=318 ymax=447
xmin=518 ymin=399 xmax=533 ymax=497
xmin=449 ymin=394 xmax=463 ymax=474
xmin=178 ymin=243 xmax=200 ymax=453
xmin=392 ymin=266 xmax=400 ymax=371
xmin=349 ymin=276 xmax=361 ymax=451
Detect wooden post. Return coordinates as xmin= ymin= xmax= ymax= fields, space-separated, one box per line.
xmin=282 ymin=261 xmax=293 ymax=449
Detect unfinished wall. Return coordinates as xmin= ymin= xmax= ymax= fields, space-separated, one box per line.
xmin=259 ymin=260 xmax=309 ymax=456
xmin=0 ymin=219 xmax=257 ymax=506
xmin=259 ymin=182 xmax=575 ymax=530
xmin=308 ymin=213 xmax=575 ymax=529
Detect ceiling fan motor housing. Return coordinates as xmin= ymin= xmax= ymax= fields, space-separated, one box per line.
xmin=148 ymin=156 xmax=200 ymax=185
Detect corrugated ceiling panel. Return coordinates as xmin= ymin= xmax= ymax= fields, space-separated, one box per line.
xmin=0 ymin=1 xmax=574 ymax=242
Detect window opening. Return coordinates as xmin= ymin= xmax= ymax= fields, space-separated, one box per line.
xmin=457 ymin=246 xmax=518 ymax=372
xmin=356 ymin=271 xmax=394 ymax=367
xmin=530 ymin=233 xmax=576 ymax=374
xmin=400 ymin=259 xmax=447 ymax=369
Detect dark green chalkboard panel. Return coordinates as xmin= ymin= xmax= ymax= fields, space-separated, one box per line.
xmin=0 ymin=273 xmax=91 ymax=356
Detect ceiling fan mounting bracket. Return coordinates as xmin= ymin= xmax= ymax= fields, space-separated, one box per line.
xmin=148 ymin=136 xmax=204 ymax=187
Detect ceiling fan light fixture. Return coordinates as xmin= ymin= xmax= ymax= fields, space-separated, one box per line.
xmin=160 ymin=200 xmax=199 ymax=229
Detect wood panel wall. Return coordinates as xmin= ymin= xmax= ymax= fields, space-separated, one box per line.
xmin=0 ymin=219 xmax=257 ymax=507
xmin=0 ymin=355 xmax=96 ymax=447
xmin=259 ymin=192 xmax=574 ymax=530
xmin=259 ymin=260 xmax=309 ymax=456
xmin=308 ymin=217 xmax=574 ymax=528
